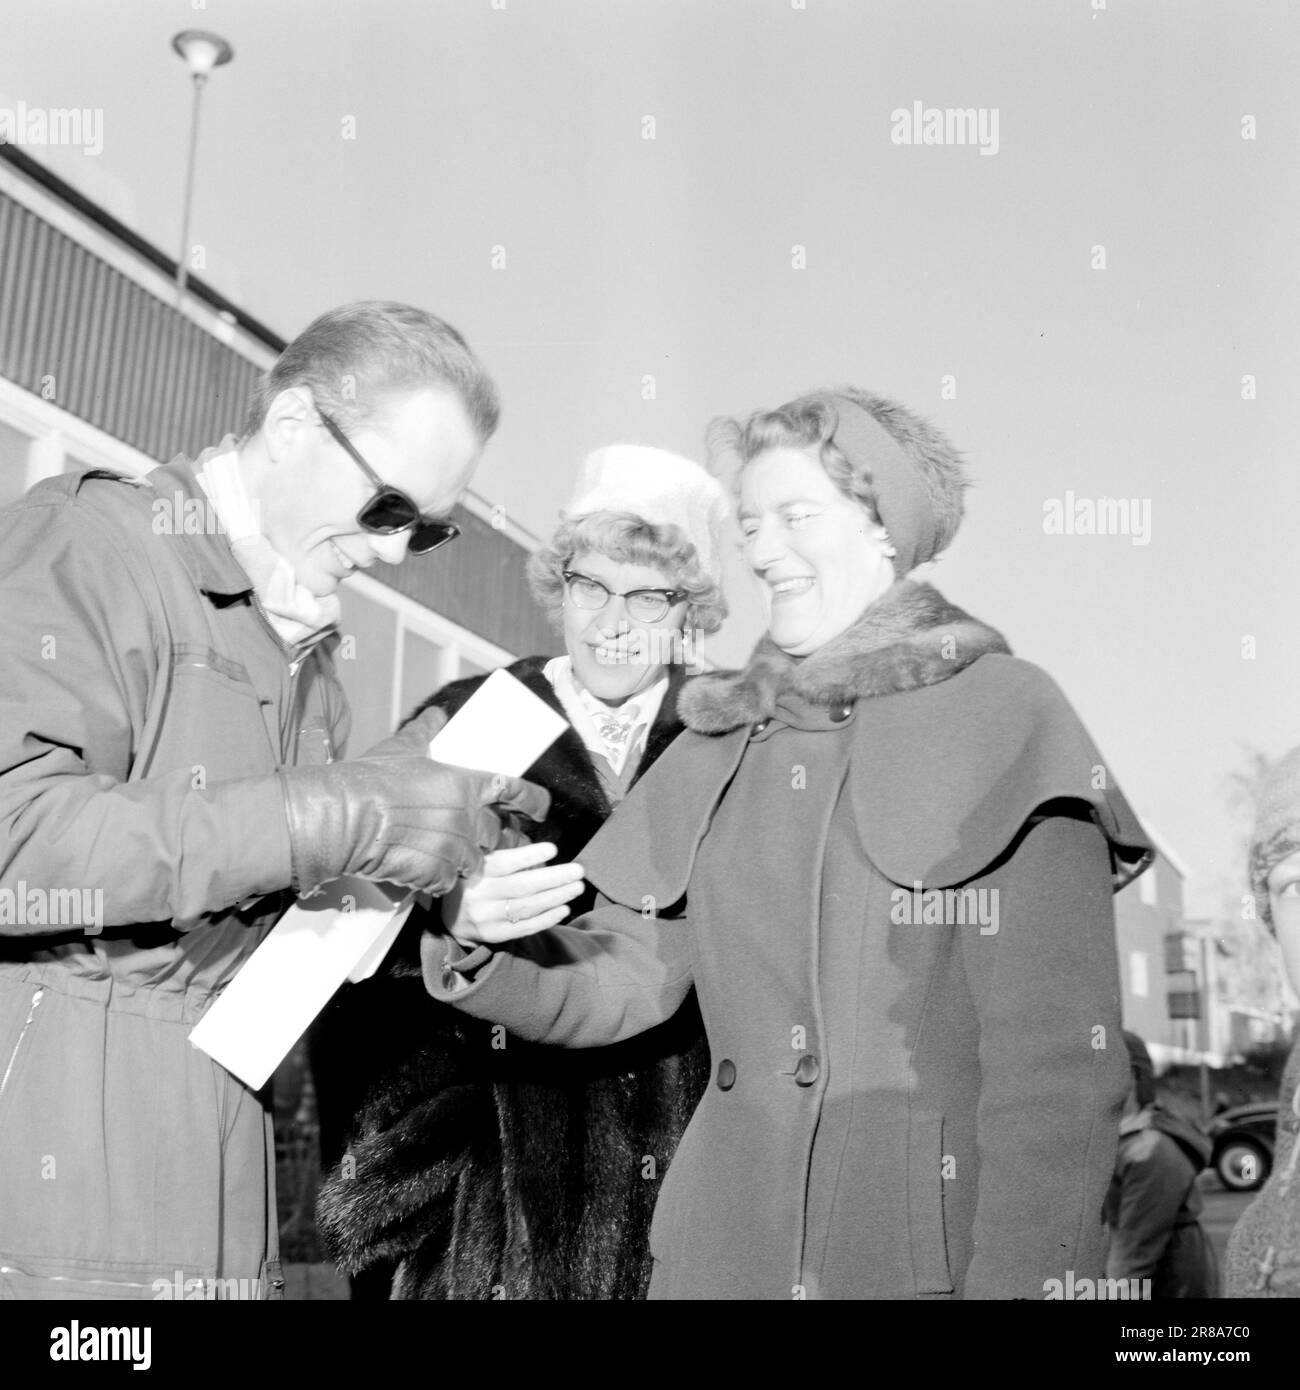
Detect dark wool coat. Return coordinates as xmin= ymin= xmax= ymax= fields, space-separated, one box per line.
xmin=422 ymin=582 xmax=1155 ymax=1300
xmin=314 ymin=657 xmax=711 ymax=1299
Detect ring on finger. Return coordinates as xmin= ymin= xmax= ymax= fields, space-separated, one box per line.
xmin=504 ymin=900 xmax=518 ymax=925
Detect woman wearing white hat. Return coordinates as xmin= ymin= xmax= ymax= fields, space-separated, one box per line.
xmin=316 ymin=445 xmax=728 ymax=1299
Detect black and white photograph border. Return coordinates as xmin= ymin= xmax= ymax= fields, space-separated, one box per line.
xmin=0 ymin=0 xmax=1295 ymax=1366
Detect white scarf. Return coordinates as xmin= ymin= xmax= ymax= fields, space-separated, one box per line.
xmin=543 ymin=656 xmax=668 ymax=777
xmin=196 ymin=449 xmax=342 ymax=648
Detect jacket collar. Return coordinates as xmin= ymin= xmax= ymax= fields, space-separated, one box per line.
xmin=144 ymin=443 xmax=256 ymax=598
xmin=144 ymin=450 xmax=346 ymax=660
xmin=679 ymin=580 xmax=1011 ymax=734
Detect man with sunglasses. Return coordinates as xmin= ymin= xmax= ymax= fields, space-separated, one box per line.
xmin=0 ymin=300 xmax=548 ymax=1300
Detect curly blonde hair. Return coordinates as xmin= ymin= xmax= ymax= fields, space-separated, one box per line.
xmin=528 ymin=510 xmax=726 ymax=635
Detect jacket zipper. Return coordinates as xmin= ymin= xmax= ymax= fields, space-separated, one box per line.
xmin=0 ymin=987 xmax=44 ymax=1102
xmin=248 ymin=591 xmax=295 ymax=663
xmin=248 ymin=591 xmax=316 ymax=762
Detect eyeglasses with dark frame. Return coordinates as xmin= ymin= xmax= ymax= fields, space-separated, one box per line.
xmin=562 ymin=569 xmax=688 ymax=624
xmin=317 ymin=409 xmax=461 ymax=556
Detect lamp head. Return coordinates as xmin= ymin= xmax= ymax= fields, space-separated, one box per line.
xmin=171 ymin=30 xmax=235 ymax=79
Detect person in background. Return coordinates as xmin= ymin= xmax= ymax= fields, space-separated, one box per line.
xmin=417 ymin=387 xmax=1154 ymax=1300
xmin=0 ymin=302 xmax=545 ymax=1299
xmin=1104 ymin=1030 xmax=1218 ymax=1297
xmin=315 ymin=446 xmax=728 ymax=1298
xmin=1225 ymin=746 xmax=1300 ymax=1296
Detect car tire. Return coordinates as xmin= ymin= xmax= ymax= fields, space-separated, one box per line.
xmin=1216 ymin=1137 xmax=1271 ymax=1191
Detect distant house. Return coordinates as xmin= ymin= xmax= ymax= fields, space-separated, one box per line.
xmin=1185 ymin=915 xmax=1295 ymax=1067
xmin=1114 ymin=825 xmax=1207 ymax=1067
xmin=1117 ymin=824 xmax=1292 ymax=1069
xmin=1106 ymin=817 xmax=1251 ymax=1067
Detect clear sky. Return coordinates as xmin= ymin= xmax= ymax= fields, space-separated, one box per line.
xmin=2 ymin=0 xmax=1296 ymax=917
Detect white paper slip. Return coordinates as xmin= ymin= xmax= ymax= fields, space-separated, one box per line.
xmin=188 ymin=877 xmax=411 ymax=1090
xmin=189 ymin=667 xmax=568 ymax=1091
xmin=346 ymin=890 xmax=417 ymax=984
xmin=426 ymin=666 xmax=568 ymax=777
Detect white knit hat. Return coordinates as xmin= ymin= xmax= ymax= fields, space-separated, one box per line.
xmin=562 ymin=444 xmax=731 ymax=586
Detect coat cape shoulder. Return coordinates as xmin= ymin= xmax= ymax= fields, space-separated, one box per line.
xmin=577 ymin=584 xmax=1153 ymax=910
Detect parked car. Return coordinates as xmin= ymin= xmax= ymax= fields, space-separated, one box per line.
xmin=1207 ymin=1102 xmax=1277 ymax=1191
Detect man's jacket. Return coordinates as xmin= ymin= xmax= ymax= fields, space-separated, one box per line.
xmin=0 ymin=452 xmax=348 ymax=1297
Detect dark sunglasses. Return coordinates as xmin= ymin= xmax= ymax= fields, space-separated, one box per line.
xmin=318 ymin=410 xmax=461 ymax=556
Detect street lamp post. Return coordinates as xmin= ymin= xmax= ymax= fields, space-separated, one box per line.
xmin=171 ymin=30 xmax=234 ymax=308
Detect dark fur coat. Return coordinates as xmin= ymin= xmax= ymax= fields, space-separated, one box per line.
xmin=313 ymin=657 xmax=711 ymax=1299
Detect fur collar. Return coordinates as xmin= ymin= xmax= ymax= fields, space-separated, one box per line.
xmin=679 ymin=580 xmax=1011 ymax=734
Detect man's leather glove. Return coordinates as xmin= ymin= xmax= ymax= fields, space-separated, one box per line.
xmin=355 ymin=704 xmax=545 ymax=852
xmin=278 ymin=755 xmax=550 ymax=898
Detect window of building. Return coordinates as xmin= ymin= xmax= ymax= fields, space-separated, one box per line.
xmin=400 ymin=629 xmax=451 ymax=721
xmin=1129 ymin=951 xmax=1149 ymax=999
xmin=1139 ymin=864 xmax=1157 ymax=906
xmin=332 ymin=587 xmax=399 ymax=756
xmin=0 ymin=419 xmax=32 ymax=508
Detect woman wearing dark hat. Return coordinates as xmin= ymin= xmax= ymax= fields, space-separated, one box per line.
xmin=1224 ymin=747 xmax=1300 ymax=1296
xmin=313 ymin=446 xmax=727 ymax=1299
xmin=423 ymin=388 xmax=1154 ymax=1300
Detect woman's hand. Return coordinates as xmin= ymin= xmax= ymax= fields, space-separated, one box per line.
xmin=441 ymin=841 xmax=586 ymax=946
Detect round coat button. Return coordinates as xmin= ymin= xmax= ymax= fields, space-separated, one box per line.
xmin=829 ymin=702 xmax=853 ymax=723
xmin=794 ymin=1054 xmax=820 ymax=1087
xmin=716 ymin=1059 xmax=737 ymax=1090
xmin=750 ymin=719 xmax=770 ymax=737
